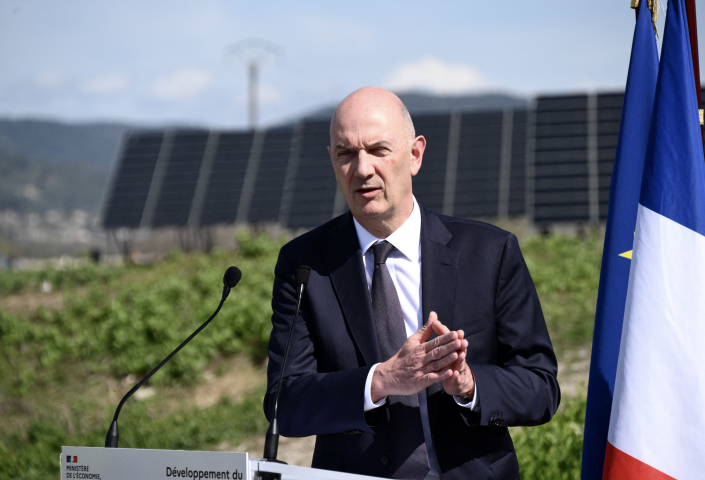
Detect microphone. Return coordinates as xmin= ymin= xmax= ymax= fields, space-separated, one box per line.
xmin=262 ymin=265 xmax=311 ymax=465
xmin=104 ymin=266 xmax=242 ymax=448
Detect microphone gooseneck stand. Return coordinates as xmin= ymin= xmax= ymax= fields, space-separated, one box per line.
xmin=256 ymin=265 xmax=311 ymax=480
xmin=105 ymin=266 xmax=242 ymax=448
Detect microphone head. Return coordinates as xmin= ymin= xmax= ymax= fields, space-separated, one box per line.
xmin=296 ymin=265 xmax=311 ymax=287
xmin=223 ymin=266 xmax=242 ymax=289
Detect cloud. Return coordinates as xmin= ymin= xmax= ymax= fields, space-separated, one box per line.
xmin=33 ymin=71 xmax=65 ymax=89
xmin=383 ymin=57 xmax=494 ymax=95
xmin=80 ymin=73 xmax=129 ymax=95
xmin=151 ymin=69 xmax=212 ymax=101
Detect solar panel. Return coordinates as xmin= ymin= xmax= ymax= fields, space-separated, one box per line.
xmin=597 ymin=93 xmax=624 ymax=219
xmin=151 ymin=131 xmax=209 ymax=227
xmin=508 ymin=110 xmax=527 ymax=216
xmin=199 ymin=132 xmax=254 ymax=225
xmin=103 ymin=132 xmax=164 ymax=228
xmin=454 ymin=111 xmax=504 ymax=218
xmin=248 ymin=127 xmax=294 ymax=223
xmin=288 ymin=120 xmax=338 ymax=229
xmin=534 ymin=94 xmax=590 ymax=223
xmin=412 ymin=113 xmax=450 ymax=213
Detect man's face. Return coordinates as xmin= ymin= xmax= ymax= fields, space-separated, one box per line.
xmin=329 ymin=102 xmax=424 ymax=233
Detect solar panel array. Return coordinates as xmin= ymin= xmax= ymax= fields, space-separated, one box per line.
xmin=103 ymin=92 xmax=641 ymax=230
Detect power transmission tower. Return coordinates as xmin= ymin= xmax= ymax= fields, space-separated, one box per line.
xmin=226 ymin=37 xmax=283 ymax=130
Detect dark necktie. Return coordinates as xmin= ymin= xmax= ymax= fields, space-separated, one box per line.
xmin=371 ymin=241 xmax=431 ymax=480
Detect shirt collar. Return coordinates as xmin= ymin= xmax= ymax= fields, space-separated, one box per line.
xmin=353 ymin=197 xmax=421 ymax=263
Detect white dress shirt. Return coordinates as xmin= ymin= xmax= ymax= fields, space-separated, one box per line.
xmin=354 ymin=197 xmax=479 ymax=480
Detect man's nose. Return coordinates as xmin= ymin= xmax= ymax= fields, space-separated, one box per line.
xmin=354 ymin=150 xmax=375 ymax=177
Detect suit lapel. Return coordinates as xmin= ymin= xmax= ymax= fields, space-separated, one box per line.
xmin=420 ymin=208 xmax=459 ymax=399
xmin=321 ymin=213 xmax=381 ymax=366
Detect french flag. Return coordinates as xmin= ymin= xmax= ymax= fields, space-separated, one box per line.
xmin=66 ymin=455 xmax=77 ymax=463
xmin=604 ymin=0 xmax=705 ymax=478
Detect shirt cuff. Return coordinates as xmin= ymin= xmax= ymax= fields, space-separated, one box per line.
xmin=453 ymin=382 xmax=480 ymax=411
xmin=364 ymin=363 xmax=387 ymax=412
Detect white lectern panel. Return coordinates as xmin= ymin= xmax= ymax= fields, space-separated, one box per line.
xmin=61 ymin=446 xmax=248 ymax=480
xmin=61 ymin=447 xmax=386 ymax=480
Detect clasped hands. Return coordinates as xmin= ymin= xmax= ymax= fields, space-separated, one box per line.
xmin=370 ymin=312 xmax=475 ymax=403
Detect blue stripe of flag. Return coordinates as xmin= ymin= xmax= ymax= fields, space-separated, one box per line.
xmin=581 ymin=3 xmax=659 ymax=479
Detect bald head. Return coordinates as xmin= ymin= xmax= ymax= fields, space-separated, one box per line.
xmin=330 ymin=87 xmax=415 ymax=146
xmin=328 ymin=86 xmax=426 ymax=238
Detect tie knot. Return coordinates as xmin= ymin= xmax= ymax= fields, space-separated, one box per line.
xmin=372 ymin=241 xmax=395 ymax=265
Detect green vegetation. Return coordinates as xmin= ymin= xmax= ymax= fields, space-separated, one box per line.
xmin=513 ymin=393 xmax=587 ymax=480
xmin=0 ymin=231 xmax=602 ymax=479
xmin=522 ymin=233 xmax=602 ymax=355
xmin=0 ymin=262 xmax=125 ymax=296
xmin=2 ymin=392 xmax=268 ymax=480
xmin=0 ymin=232 xmax=284 ymax=395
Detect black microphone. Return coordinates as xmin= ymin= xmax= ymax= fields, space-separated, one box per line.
xmin=104 ymin=266 xmax=242 ymax=448
xmin=262 ymin=265 xmax=311 ymax=465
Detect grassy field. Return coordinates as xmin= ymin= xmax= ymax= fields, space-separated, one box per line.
xmin=0 ymin=230 xmax=602 ymax=480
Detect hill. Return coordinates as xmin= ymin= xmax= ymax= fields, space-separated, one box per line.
xmin=0 ymin=119 xmax=134 ymax=216
xmin=0 ymin=146 xmax=108 ymax=215
xmin=0 ymin=119 xmax=130 ymax=169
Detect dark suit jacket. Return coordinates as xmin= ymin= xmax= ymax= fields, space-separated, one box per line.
xmin=264 ymin=206 xmax=560 ymax=480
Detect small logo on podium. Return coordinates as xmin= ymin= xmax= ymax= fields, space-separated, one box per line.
xmin=66 ymin=455 xmax=78 ymax=463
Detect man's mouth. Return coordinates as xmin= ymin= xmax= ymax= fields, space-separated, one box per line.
xmin=356 ymin=186 xmax=381 ymax=197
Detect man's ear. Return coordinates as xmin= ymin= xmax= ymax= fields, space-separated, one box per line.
xmin=410 ymin=135 xmax=426 ymax=176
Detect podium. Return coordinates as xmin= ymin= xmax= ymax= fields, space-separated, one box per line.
xmin=61 ymin=446 xmax=386 ymax=480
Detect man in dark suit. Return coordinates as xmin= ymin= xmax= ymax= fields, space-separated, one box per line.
xmin=264 ymin=87 xmax=560 ymax=480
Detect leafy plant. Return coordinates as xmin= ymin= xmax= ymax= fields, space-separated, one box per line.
xmin=0 ymin=391 xmax=269 ymax=480
xmin=512 ymin=393 xmax=586 ymax=480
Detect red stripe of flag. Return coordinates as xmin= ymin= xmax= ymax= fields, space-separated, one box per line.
xmin=603 ymin=441 xmax=676 ymax=480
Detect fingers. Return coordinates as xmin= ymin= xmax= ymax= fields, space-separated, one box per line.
xmin=422 ymin=349 xmax=459 ymax=374
xmin=424 ymin=337 xmax=467 ymax=365
xmin=420 ymin=368 xmax=455 ymax=386
xmin=429 ymin=312 xmax=450 ymax=336
xmin=424 ymin=331 xmax=467 ymax=354
xmin=413 ymin=315 xmax=437 ymax=344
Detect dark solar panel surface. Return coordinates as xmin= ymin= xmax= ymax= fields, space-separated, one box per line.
xmin=454 ymin=112 xmax=503 ymax=218
xmin=534 ymin=95 xmax=590 ymax=223
xmin=597 ymin=93 xmax=624 ymax=220
xmin=509 ymin=111 xmax=527 ymax=216
xmin=199 ymin=132 xmax=254 ymax=225
xmin=248 ymin=128 xmax=293 ymax=223
xmin=152 ymin=131 xmax=209 ymax=227
xmin=103 ymin=132 xmax=164 ymax=228
xmin=288 ymin=121 xmax=338 ymax=229
xmin=412 ymin=114 xmax=450 ymax=212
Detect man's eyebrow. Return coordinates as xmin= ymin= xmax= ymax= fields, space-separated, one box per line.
xmin=367 ymin=141 xmax=392 ymax=148
xmin=333 ymin=144 xmax=355 ymax=152
xmin=333 ymin=141 xmax=392 ymax=151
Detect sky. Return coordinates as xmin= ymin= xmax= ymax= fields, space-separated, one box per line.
xmin=0 ymin=0 xmax=696 ymax=129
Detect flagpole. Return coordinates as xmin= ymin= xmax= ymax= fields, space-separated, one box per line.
xmin=684 ymin=0 xmax=704 ymax=152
